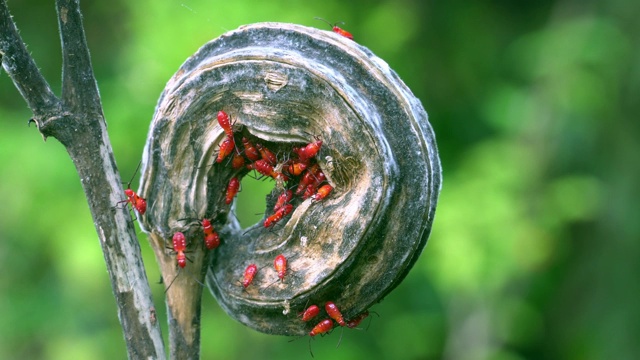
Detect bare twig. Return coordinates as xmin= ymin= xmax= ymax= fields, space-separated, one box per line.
xmin=1 ymin=0 xmax=165 ymax=358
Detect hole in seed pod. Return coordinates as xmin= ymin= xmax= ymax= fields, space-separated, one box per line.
xmin=235 ymin=175 xmax=273 ymax=228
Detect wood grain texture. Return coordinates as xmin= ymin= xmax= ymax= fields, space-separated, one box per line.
xmin=140 ymin=22 xmax=441 ymax=336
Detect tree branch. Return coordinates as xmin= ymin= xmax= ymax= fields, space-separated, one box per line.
xmin=1 ymin=1 xmax=165 ymax=358
xmin=57 ymin=0 xmax=101 ymax=114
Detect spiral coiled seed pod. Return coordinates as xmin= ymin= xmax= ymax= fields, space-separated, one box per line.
xmin=139 ymin=22 xmax=441 ymax=336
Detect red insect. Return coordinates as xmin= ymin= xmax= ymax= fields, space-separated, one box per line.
xmin=247 ymin=159 xmax=289 ymax=182
xmin=302 ymin=171 xmax=328 ymax=199
xmin=315 ymin=18 xmax=354 ymax=40
xmin=241 ymin=137 xmax=261 ymax=162
xmin=286 ymin=160 xmax=307 ymax=176
xmin=307 ymin=317 xmax=334 ymax=358
xmin=300 ymin=305 xmax=321 ymax=322
xmin=123 ymin=188 xmax=147 ymax=215
xmin=264 ymin=203 xmax=293 ymax=228
xmin=247 ymin=159 xmax=274 ymax=177
xmin=302 ymin=184 xmax=317 ymax=200
xmin=274 ymin=189 xmax=293 ymax=212
xmin=295 ymin=138 xmax=323 ymax=161
xmin=325 ymin=301 xmax=346 ymax=327
xmin=216 ymin=136 xmax=235 ymax=163
xmin=274 ymin=254 xmax=287 ymax=281
xmin=242 ymin=264 xmax=258 ymax=288
xmin=217 ymin=110 xmax=234 ymax=137
xmin=311 ymin=184 xmax=333 ymax=201
xmin=346 ymin=311 xmax=370 ymax=329
xmin=201 ymin=219 xmax=220 ymax=250
xmin=204 ymin=232 xmax=220 ymax=250
xmin=256 ymin=143 xmax=277 ymax=165
xmin=201 ymin=218 xmax=214 ymax=234
xmin=295 ymin=164 xmax=321 ymax=195
xmin=311 ymin=170 xmax=327 ymax=188
xmin=332 ymin=26 xmax=354 ymax=40
xmin=172 ymin=232 xmax=187 ymax=268
xmin=231 ymin=154 xmax=245 ymax=169
xmin=225 ymin=177 xmax=240 ymax=205
xmin=309 ymin=318 xmax=334 ymax=337
xmin=116 ymin=162 xmax=147 ymax=215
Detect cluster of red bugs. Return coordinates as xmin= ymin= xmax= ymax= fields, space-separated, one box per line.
xmin=162 ymin=218 xmax=222 ymax=292
xmin=302 ymin=301 xmax=372 ymax=333
xmin=214 ymin=110 xmax=333 ymax=231
xmin=212 ymin=110 xmax=335 ymax=296
xmin=215 ymin=110 xmax=375 ymax=347
xmin=115 ymin=108 xmax=374 ymax=349
xmin=240 ymin=253 xmax=289 ymax=289
xmin=168 ymin=218 xmax=221 ymax=270
xmin=116 ymin=110 xmax=332 ymax=290
xmin=298 ymin=301 xmax=374 ymax=357
xmin=115 ymin=164 xmax=199 ymax=290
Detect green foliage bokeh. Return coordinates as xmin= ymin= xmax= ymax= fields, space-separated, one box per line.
xmin=1 ymin=0 xmax=638 ymax=359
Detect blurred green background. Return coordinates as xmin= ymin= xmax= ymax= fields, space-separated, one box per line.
xmin=1 ymin=0 xmax=638 ymax=359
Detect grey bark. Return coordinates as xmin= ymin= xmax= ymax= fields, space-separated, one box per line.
xmin=0 ymin=1 xmax=165 ymax=358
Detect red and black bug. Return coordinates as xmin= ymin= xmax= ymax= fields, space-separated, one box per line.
xmin=302 ymin=170 xmax=328 ymax=199
xmin=231 ymin=154 xmax=245 ymax=169
xmin=346 ymin=311 xmax=368 ymax=329
xmin=274 ymin=254 xmax=287 ymax=281
xmin=305 ymin=317 xmax=335 ymax=358
xmin=242 ymin=264 xmax=258 ymax=288
xmin=285 ymin=160 xmax=308 ymax=176
xmin=273 ymin=189 xmax=293 ymax=212
xmin=247 ymin=159 xmax=289 ymax=182
xmin=115 ymin=162 xmax=147 ymax=215
xmin=310 ymin=169 xmax=327 ymax=188
xmin=301 ymin=184 xmax=315 ymax=199
xmin=225 ymin=177 xmax=240 ymax=205
xmin=315 ymin=17 xmax=354 ymax=40
xmin=300 ymin=305 xmax=321 ymax=322
xmin=325 ymin=301 xmax=346 ymax=327
xmin=256 ymin=143 xmax=277 ymax=165
xmin=164 ymin=231 xmax=203 ymax=293
xmin=310 ymin=318 xmax=333 ymax=337
xmin=346 ymin=310 xmax=379 ymax=329
xmin=217 ymin=110 xmax=234 ymax=138
xmin=264 ymin=203 xmax=293 ymax=228
xmin=311 ymin=318 xmax=334 ymax=355
xmin=295 ymin=137 xmax=323 ymax=161
xmin=296 ymin=164 xmax=321 ymax=195
xmin=241 ymin=137 xmax=261 ymax=162
xmin=311 ymin=184 xmax=333 ymax=201
xmin=247 ymin=159 xmax=274 ymax=177
xmin=123 ymin=188 xmax=147 ymax=215
xmin=172 ymin=232 xmax=188 ymax=269
xmin=201 ymin=219 xmax=220 ymax=250
xmin=216 ymin=136 xmax=235 ymax=163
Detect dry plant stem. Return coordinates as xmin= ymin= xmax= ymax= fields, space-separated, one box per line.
xmin=1 ymin=1 xmax=165 ymax=358
xmin=150 ymin=231 xmax=208 ymax=360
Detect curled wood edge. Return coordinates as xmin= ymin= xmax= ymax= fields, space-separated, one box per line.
xmin=1 ymin=1 xmax=165 ymax=358
xmin=140 ymin=22 xmax=442 ymax=338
